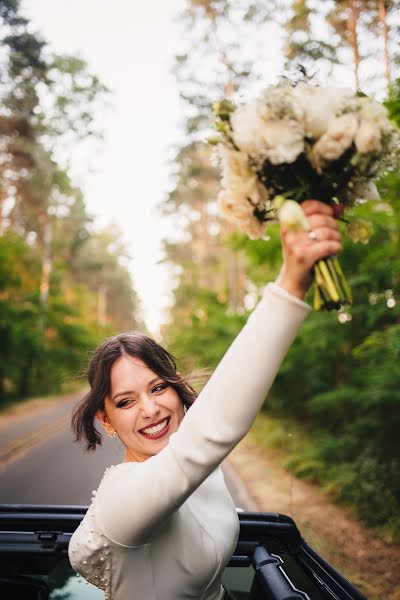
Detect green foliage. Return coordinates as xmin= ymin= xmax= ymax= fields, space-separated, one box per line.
xmin=0 ymin=232 xmax=103 ymax=401
xmin=0 ymin=2 xmax=140 ymax=404
xmin=257 ymin=190 xmax=400 ymax=534
xmin=165 ymin=285 xmax=246 ymax=371
xmin=164 ymin=0 xmax=400 ymax=537
xmin=0 ymin=210 xmax=138 ymax=404
xmin=385 ymin=77 xmax=400 ymax=126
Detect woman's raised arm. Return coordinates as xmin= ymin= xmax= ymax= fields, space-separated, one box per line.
xmin=94 ymin=200 xmax=341 ymax=546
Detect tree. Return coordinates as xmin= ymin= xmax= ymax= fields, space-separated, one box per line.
xmin=0 ymin=0 xmax=141 ymax=401
xmin=162 ymin=0 xmax=400 ymax=535
xmin=163 ymin=0 xmax=276 ymax=352
xmin=283 ymin=0 xmax=340 ymax=76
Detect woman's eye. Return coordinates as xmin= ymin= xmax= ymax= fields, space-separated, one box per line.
xmin=152 ymin=383 xmax=167 ymax=393
xmin=117 ymin=398 xmax=135 ymax=408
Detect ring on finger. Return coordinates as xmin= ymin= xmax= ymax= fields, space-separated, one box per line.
xmin=308 ymin=230 xmax=319 ymax=242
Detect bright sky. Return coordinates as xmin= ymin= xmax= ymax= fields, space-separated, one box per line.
xmin=23 ymin=0 xmax=185 ymax=335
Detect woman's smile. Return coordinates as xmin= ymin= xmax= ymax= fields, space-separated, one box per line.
xmin=97 ymin=355 xmax=185 ymax=462
xmin=139 ymin=417 xmax=171 ymax=439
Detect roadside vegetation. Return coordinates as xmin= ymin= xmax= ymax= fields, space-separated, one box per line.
xmin=161 ymin=0 xmax=400 ymax=539
xmin=0 ymin=1 xmax=141 ymax=404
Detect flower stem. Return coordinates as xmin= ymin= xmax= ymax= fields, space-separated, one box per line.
xmin=312 ymin=257 xmax=352 ymax=311
xmin=332 ymin=257 xmax=353 ymax=303
xmin=326 ymin=257 xmax=345 ymax=299
xmin=313 ymin=285 xmax=322 ymax=311
xmin=318 ymin=260 xmax=340 ymax=302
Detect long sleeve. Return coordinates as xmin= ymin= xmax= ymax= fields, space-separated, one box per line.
xmin=95 ymin=283 xmax=310 ymax=546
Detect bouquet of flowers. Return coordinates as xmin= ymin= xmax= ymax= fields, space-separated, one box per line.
xmin=212 ymin=81 xmax=400 ymax=310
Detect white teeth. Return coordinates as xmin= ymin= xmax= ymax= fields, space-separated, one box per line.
xmin=141 ymin=418 xmax=169 ymax=436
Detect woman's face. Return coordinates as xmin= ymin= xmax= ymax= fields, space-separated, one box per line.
xmin=97 ymin=355 xmax=185 ymax=462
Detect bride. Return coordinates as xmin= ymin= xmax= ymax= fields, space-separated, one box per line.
xmin=69 ymin=199 xmax=341 ymax=599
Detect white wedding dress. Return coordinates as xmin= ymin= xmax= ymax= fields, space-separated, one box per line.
xmin=68 ymin=283 xmax=310 ymax=599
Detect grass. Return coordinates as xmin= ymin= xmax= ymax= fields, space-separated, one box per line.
xmin=244 ymin=412 xmax=400 ymax=599
xmin=248 ymin=410 xmax=400 ymax=544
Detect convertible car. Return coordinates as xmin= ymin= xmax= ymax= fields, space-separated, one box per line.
xmin=0 ymin=504 xmax=367 ymax=599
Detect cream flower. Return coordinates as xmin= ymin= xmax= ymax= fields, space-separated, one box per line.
xmin=220 ymin=147 xmax=257 ymax=191
xmin=230 ymin=100 xmax=267 ymax=157
xmin=231 ymin=93 xmax=304 ymax=164
xmin=242 ymin=216 xmax=267 ymax=240
xmin=218 ymin=185 xmax=268 ymax=240
xmin=310 ymin=113 xmax=358 ymax=172
xmin=263 ymin=120 xmax=304 ymax=165
xmin=293 ymin=84 xmax=353 ymax=139
xmin=218 ymin=189 xmax=255 ymax=223
xmin=355 ymin=121 xmax=382 ymax=154
xmin=359 ymin=98 xmax=388 ymax=127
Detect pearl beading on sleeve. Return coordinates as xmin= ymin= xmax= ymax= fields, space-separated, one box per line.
xmin=68 ymin=287 xmax=310 ymax=598
xmin=69 ymin=468 xmax=114 ymax=599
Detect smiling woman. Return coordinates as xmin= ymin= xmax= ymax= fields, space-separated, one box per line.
xmin=98 ymin=355 xmax=185 ymax=461
xmin=68 ymin=201 xmax=343 ymax=600
xmin=71 ymin=332 xmax=197 ymax=456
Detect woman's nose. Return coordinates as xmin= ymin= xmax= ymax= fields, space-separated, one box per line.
xmin=140 ymin=395 xmax=160 ymax=419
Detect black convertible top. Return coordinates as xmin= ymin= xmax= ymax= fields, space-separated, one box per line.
xmin=0 ymin=505 xmax=367 ymax=600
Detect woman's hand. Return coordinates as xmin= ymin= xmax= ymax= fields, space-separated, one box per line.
xmin=276 ymin=200 xmax=342 ymax=300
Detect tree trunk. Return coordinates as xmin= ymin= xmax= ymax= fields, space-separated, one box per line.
xmin=220 ymin=220 xmax=246 ymax=314
xmin=38 ymin=216 xmax=53 ymax=331
xmin=378 ymin=0 xmax=391 ymax=97
xmin=0 ymin=182 xmax=5 ymax=236
xmin=97 ymin=283 xmax=107 ymax=327
xmin=219 ymin=48 xmax=247 ymax=312
xmin=347 ymin=0 xmax=361 ymax=92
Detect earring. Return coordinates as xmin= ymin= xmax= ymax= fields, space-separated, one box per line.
xmin=107 ymin=429 xmax=117 ymax=438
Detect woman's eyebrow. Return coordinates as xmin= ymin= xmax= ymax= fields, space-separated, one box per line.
xmin=111 ymin=378 xmax=161 ymax=402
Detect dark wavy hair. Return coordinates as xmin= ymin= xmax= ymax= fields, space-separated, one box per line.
xmin=72 ymin=331 xmax=198 ymax=452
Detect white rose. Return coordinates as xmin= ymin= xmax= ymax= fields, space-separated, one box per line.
xmin=218 ymin=189 xmax=255 ymax=223
xmin=355 ymin=121 xmax=382 ymax=154
xmin=220 ymin=147 xmax=257 ymax=191
xmin=242 ymin=216 xmax=267 ymax=240
xmin=254 ymin=180 xmax=270 ymax=206
xmin=262 ymin=120 xmax=304 ymax=165
xmin=293 ymin=84 xmax=353 ymax=139
xmin=230 ymin=101 xmax=267 ymax=157
xmin=311 ymin=113 xmax=358 ymax=172
xmin=218 ymin=188 xmax=267 ymax=239
xmin=359 ymin=98 xmax=388 ymax=126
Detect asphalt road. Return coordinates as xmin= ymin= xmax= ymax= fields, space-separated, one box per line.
xmin=0 ymin=395 xmax=256 ymax=509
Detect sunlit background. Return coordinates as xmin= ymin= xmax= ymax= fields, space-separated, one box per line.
xmin=1 ymin=3 xmax=399 ymax=597
xmin=23 ymin=0 xmax=185 ymax=335
xmin=22 ymin=0 xmax=358 ymax=335
xmin=21 ymin=0 xmax=393 ymax=336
